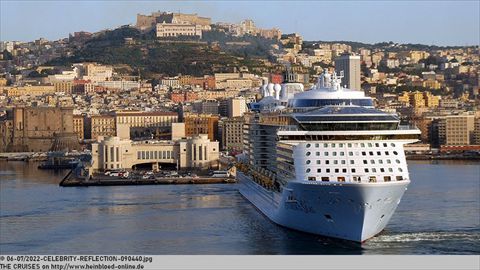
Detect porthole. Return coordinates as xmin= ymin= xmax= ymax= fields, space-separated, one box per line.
xmin=399 ymin=168 xmax=403 ymax=172
xmin=396 ymin=159 xmax=401 ymax=164
xmin=388 ymin=168 xmax=393 ymax=172
xmin=339 ymin=143 xmax=344 ymax=147
xmin=333 ymin=152 xmax=337 ymax=156
xmin=331 ymin=143 xmax=336 ymax=147
xmin=340 ymin=152 xmax=345 ymax=156
xmin=393 ymin=151 xmax=398 ymax=155
xmin=324 ymin=143 xmax=328 ymax=148
xmin=368 ymin=143 xmax=373 ymax=147
xmin=348 ymin=152 xmax=353 ymax=156
xmin=383 ymin=143 xmax=388 ymax=147
xmin=316 ymin=152 xmax=320 ymax=156
xmin=306 ymin=152 xmax=311 ymax=156
xmin=315 ymin=143 xmax=319 ymax=147
xmin=306 ymin=143 xmax=311 ymax=148
xmin=306 ymin=168 xmax=311 ymax=173
xmin=391 ymin=143 xmax=396 ymax=147
xmin=361 ymin=143 xmax=365 ymax=147
xmin=306 ymin=160 xmax=311 ymax=164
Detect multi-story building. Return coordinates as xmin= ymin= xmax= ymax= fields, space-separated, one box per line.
xmin=184 ymin=113 xmax=219 ymax=142
xmin=91 ymin=134 xmax=219 ymax=171
xmin=73 ymin=115 xmax=85 ymax=140
xmin=228 ymin=97 xmax=247 ymax=118
xmin=192 ymin=100 xmax=219 ymax=115
xmin=444 ymin=114 xmax=475 ymax=146
xmin=1 ymin=85 xmax=56 ymax=97
xmin=156 ymin=23 xmax=203 ymax=38
xmin=54 ymin=81 xmax=74 ymax=94
xmin=334 ymin=54 xmax=361 ymax=90
xmin=222 ymin=117 xmax=244 ymax=152
xmin=473 ymin=117 xmax=480 ymax=145
xmin=90 ymin=115 xmax=116 ymax=141
xmin=114 ymin=111 xmax=178 ymax=128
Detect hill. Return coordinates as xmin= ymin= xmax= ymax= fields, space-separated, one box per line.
xmin=46 ymin=26 xmax=279 ymax=77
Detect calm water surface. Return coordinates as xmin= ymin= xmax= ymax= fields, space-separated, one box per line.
xmin=0 ymin=160 xmax=479 ymax=254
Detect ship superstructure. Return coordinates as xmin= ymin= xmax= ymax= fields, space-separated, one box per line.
xmin=237 ymin=70 xmax=420 ymax=242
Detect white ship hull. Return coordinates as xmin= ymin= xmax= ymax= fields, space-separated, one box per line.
xmin=237 ymin=172 xmax=409 ymax=242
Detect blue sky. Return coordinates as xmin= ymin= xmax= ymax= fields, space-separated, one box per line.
xmin=1 ymin=1 xmax=479 ymax=46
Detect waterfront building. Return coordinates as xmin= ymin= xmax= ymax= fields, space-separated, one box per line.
xmin=0 ymin=107 xmax=79 ymax=152
xmin=444 ymin=114 xmax=475 ymax=146
xmin=334 ymin=54 xmax=361 ymax=90
xmin=91 ymin=134 xmax=219 ymax=171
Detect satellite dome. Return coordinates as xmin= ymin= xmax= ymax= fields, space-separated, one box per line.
xmin=267 ymin=83 xmax=274 ymax=92
xmin=274 ymin=84 xmax=281 ymax=92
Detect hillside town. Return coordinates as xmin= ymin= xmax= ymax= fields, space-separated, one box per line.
xmin=1 ymin=10 xmax=479 ymax=170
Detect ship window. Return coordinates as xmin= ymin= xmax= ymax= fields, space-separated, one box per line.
xmin=337 ymin=177 xmax=345 ymax=182
xmin=316 ymin=152 xmax=320 ymax=156
xmin=339 ymin=143 xmax=344 ymax=147
xmin=331 ymin=143 xmax=336 ymax=147
xmin=315 ymin=143 xmax=319 ymax=147
xmin=325 ymin=160 xmax=330 ymax=164
xmin=324 ymin=143 xmax=328 ymax=148
xmin=371 ymin=160 xmax=375 ymax=164
xmin=368 ymin=143 xmax=373 ymax=147
xmin=389 ymin=168 xmax=393 ymax=172
xmin=317 ymin=168 xmax=321 ymax=173
xmin=340 ymin=152 xmax=345 ymax=156
xmin=384 ymin=176 xmax=391 ymax=182
xmin=324 ymin=152 xmax=329 ymax=156
xmin=375 ymin=143 xmax=379 ymax=147
xmin=393 ymin=151 xmax=398 ymax=155
xmin=365 ymin=168 xmax=369 ymax=173
xmin=342 ymin=168 xmax=347 ymax=173
xmin=326 ymin=169 xmax=330 ymax=173
xmin=362 ymin=151 xmax=366 ymax=156
xmin=316 ymin=160 xmax=321 ymax=164
xmin=306 ymin=160 xmax=311 ymax=164
xmin=321 ymin=177 xmax=329 ymax=182
xmin=385 ymin=151 xmax=389 ymax=155
xmin=353 ymin=176 xmax=360 ymax=182
xmin=333 ymin=152 xmax=337 ymax=156
xmin=348 ymin=151 xmax=353 ymax=156
xmin=363 ymin=160 xmax=368 ymax=164
xmin=379 ymin=160 xmax=384 ymax=164
xmin=306 ymin=143 xmax=311 ymax=148
xmin=361 ymin=143 xmax=365 ymax=147
xmin=377 ymin=151 xmax=381 ymax=155
xmin=372 ymin=168 xmax=377 ymax=173
xmin=383 ymin=143 xmax=388 ymax=147
xmin=396 ymin=176 xmax=404 ymax=181
xmin=391 ymin=143 xmax=396 ymax=147
xmin=334 ymin=160 xmax=338 ymax=165
xmin=398 ymin=168 xmax=403 ymax=172
xmin=387 ymin=159 xmax=392 ymax=164
xmin=348 ymin=143 xmax=352 ymax=147
xmin=351 ymin=168 xmax=356 ymax=173
xmin=341 ymin=160 xmax=346 ymax=164
xmin=350 ymin=160 xmax=355 ymax=164
xmin=308 ymin=177 xmax=316 ymax=181
xmin=369 ymin=176 xmax=377 ymax=183
xmin=396 ymin=159 xmax=401 ymax=164
xmin=335 ymin=169 xmax=339 ymax=173
xmin=306 ymin=168 xmax=311 ymax=173
xmin=369 ymin=151 xmax=374 ymax=156
xmin=380 ymin=168 xmax=385 ymax=173
xmin=306 ymin=152 xmax=311 ymax=156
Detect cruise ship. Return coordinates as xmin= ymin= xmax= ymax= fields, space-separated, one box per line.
xmin=236 ymin=70 xmax=421 ymax=242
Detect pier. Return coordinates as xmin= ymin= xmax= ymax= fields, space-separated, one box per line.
xmin=60 ymin=171 xmax=236 ymax=187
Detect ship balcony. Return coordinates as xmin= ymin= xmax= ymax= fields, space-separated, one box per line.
xmin=304 ymin=175 xmax=408 ymax=184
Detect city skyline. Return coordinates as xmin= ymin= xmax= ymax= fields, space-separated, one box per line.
xmin=1 ymin=0 xmax=479 ymax=46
